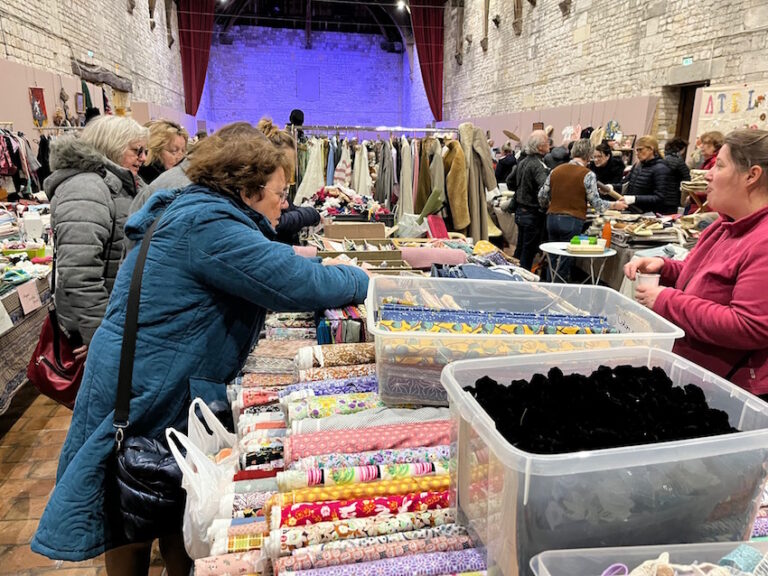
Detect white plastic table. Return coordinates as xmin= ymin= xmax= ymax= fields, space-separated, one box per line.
xmin=539 ymin=241 xmax=617 ymax=285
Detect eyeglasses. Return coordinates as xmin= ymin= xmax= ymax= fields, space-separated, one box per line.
xmin=635 ymin=146 xmax=650 ymax=152
xmin=260 ymin=185 xmax=289 ymax=201
xmin=130 ymin=146 xmax=147 ymax=157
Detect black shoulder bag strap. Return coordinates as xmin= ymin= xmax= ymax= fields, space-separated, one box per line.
xmin=112 ymin=216 xmax=161 ymax=448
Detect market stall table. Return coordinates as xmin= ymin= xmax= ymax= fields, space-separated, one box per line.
xmin=539 ymin=242 xmax=616 ymax=285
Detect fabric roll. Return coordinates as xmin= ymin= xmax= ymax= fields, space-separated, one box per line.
xmin=234 ymin=469 xmax=284 ymax=482
xmin=294 ymin=342 xmax=376 ymax=370
xmin=242 ymin=403 xmax=282 ymax=416
xmin=265 ymin=476 xmax=451 ymax=518
xmin=284 ymin=420 xmax=451 ymax=464
xmin=242 ymin=373 xmax=297 ymax=388
xmin=292 ymin=445 xmax=451 ymax=471
xmin=238 ymin=421 xmax=287 ymax=437
xmin=233 ymin=491 xmax=276 ymax=518
xmin=274 ymin=490 xmax=450 ymax=529
xmin=277 ymin=462 xmax=450 ymax=491
xmin=234 ymin=477 xmax=279 ymax=494
xmin=280 ymin=377 xmax=379 ymax=405
xmin=266 ymin=313 xmax=316 ymax=328
xmin=268 ymin=508 xmax=455 ymax=557
xmin=228 ymin=519 xmax=269 ymax=537
xmin=279 ymin=375 xmax=377 ymax=399
xmin=239 ymin=388 xmax=280 ymax=409
xmin=291 ymin=406 xmax=452 ymax=435
xmin=194 ymin=550 xmax=261 ymax=576
xmin=298 ymin=364 xmax=376 ymax=382
xmin=251 ymin=339 xmax=319 ymax=360
xmin=286 ymin=392 xmax=384 ymax=423
xmin=290 ymin=523 xmax=469 ymax=558
xmin=267 ymin=327 xmax=317 ymax=341
xmin=275 ymin=533 xmax=475 ymax=574
xmin=242 ymin=356 xmax=296 ymax=374
xmin=400 ymin=246 xmax=468 ymax=270
xmin=283 ymin=548 xmax=486 ymax=576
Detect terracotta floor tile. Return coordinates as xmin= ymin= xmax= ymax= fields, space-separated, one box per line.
xmin=0 ymin=446 xmax=26 ymax=463
xmin=0 ymin=519 xmax=39 ymax=545
xmin=27 ymin=460 xmax=58 ymax=481
xmin=32 ymin=429 xmax=68 ymax=447
xmin=0 ymin=430 xmax=39 ymax=448
xmin=19 ymin=419 xmax=55 ymax=433
xmin=3 ymin=495 xmax=49 ymax=521
xmin=1 ymin=478 xmax=54 ymax=499
xmin=24 ymin=445 xmax=62 ymax=461
xmin=0 ymin=460 xmax=34 ymax=481
xmin=41 ymin=416 xmax=72 ymax=431
xmin=19 ymin=403 xmax=58 ymax=419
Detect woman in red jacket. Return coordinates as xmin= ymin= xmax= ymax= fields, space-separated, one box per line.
xmin=625 ymin=129 xmax=768 ymax=397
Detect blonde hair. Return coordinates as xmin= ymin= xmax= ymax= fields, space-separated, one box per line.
xmin=80 ymin=116 xmax=149 ymax=164
xmin=725 ymin=129 xmax=768 ymax=187
xmin=186 ymin=133 xmax=291 ymax=200
xmin=145 ymin=119 xmax=189 ymax=165
xmin=257 ymin=117 xmax=295 ymax=150
xmin=636 ymin=135 xmax=660 ymax=156
xmin=701 ymin=130 xmax=725 ymax=151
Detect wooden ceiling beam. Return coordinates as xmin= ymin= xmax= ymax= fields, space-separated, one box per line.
xmin=222 ymin=0 xmax=251 ymax=33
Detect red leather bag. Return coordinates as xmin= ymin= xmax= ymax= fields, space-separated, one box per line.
xmin=27 ymin=308 xmax=85 ymax=409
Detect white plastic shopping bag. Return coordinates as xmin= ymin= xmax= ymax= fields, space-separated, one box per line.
xmin=166 ymin=427 xmax=235 ymax=559
xmin=188 ymin=398 xmax=237 ymax=468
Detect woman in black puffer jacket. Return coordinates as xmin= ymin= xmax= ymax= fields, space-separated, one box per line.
xmin=624 ymin=135 xmax=679 ymax=214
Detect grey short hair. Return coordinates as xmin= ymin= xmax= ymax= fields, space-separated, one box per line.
xmin=526 ymin=130 xmax=548 ymax=154
xmin=80 ymin=116 xmax=149 ymax=164
xmin=571 ymin=138 xmax=594 ymax=161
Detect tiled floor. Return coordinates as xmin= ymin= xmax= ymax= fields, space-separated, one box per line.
xmin=0 ymin=385 xmax=164 ymax=575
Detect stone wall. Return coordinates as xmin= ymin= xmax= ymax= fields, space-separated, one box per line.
xmin=0 ymin=0 xmax=185 ymax=110
xmin=203 ymin=25 xmax=433 ymax=130
xmin=442 ymin=0 xmax=768 ymax=139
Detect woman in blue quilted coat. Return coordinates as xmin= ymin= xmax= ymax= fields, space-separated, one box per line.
xmin=31 ymin=131 xmax=369 ymax=574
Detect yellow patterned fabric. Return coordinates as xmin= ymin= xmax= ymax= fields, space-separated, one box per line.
xmin=227 ymin=532 xmax=265 ymax=553
xmin=378 ymin=319 xmax=604 ymax=335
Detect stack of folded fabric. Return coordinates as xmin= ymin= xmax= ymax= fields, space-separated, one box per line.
xmin=681 ymin=169 xmax=708 ymax=210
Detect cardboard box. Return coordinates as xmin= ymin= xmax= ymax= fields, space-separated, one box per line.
xmin=317 ymin=250 xmax=403 ymax=262
xmin=324 ymin=222 xmax=386 ymax=239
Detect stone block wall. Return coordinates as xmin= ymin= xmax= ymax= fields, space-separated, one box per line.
xmin=0 ymin=0 xmax=185 ymax=110
xmin=442 ymin=0 xmax=768 ymax=138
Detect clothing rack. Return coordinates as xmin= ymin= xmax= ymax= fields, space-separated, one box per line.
xmin=0 ymin=122 xmax=14 ymax=129
xmin=36 ymin=126 xmax=83 ymax=132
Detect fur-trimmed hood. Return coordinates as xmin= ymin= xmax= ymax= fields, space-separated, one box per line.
xmin=44 ymin=137 xmax=136 ymax=200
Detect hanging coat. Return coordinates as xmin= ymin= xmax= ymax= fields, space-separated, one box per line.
xmin=352 ymin=141 xmax=372 ymax=195
xmin=460 ymin=122 xmax=498 ymax=242
xmin=295 ymin=138 xmax=325 ymax=204
xmin=375 ymin=140 xmax=394 ymax=208
xmin=415 ymin=138 xmax=444 ymax=217
xmin=397 ymin=136 xmax=414 ymax=217
xmin=333 ymin=141 xmax=353 ymax=188
xmin=444 ymin=140 xmax=469 ymax=231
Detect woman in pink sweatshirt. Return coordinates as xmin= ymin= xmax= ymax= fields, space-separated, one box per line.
xmin=625 ymin=129 xmax=768 ymax=397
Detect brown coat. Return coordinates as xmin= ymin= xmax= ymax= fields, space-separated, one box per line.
xmin=443 ymin=140 xmax=469 ymax=231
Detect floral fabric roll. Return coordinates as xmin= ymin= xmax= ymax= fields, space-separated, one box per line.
xmin=279 ymin=376 xmax=378 ymax=404
xmin=278 ymin=462 xmax=450 ymax=492
xmin=290 ymin=522 xmax=469 ymax=557
xmin=194 ymin=550 xmax=261 ymax=576
xmin=239 ymin=388 xmax=280 ymax=409
xmin=241 ymin=373 xmax=297 ymax=388
xmin=292 ymin=445 xmax=451 ymax=471
xmin=270 ymin=508 xmax=455 ymax=556
xmin=274 ymin=533 xmax=475 ymax=574
xmin=291 ymin=406 xmax=452 ymax=435
xmin=275 ymin=490 xmax=450 ymax=529
xmin=233 ymin=491 xmax=276 ymax=519
xmin=287 ymin=392 xmax=384 ymax=422
xmin=267 ymin=475 xmax=451 ymax=515
xmin=294 ymin=342 xmax=376 ymax=370
xmin=283 ymin=548 xmax=487 ymax=576
xmin=283 ymin=421 xmax=451 ymax=464
xmin=298 ymin=364 xmax=376 ymax=383
xmin=251 ymin=338 xmax=318 ymax=359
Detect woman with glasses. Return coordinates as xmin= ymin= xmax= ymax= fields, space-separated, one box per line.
xmin=44 ymin=115 xmax=149 ymax=360
xmin=33 ymin=130 xmax=370 ymax=575
xmin=625 ymin=130 xmax=768 ymax=396
xmin=622 ymin=135 xmax=679 ymax=214
xmin=138 ymin=119 xmax=189 ymax=184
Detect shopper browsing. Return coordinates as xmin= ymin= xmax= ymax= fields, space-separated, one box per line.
xmin=622 ymin=135 xmax=679 ymax=214
xmin=625 ymin=130 xmax=768 ymax=396
xmin=138 ymin=119 xmax=189 ymax=185
xmin=32 ymin=131 xmax=370 ymax=574
xmin=45 ymin=115 xmax=149 ymax=360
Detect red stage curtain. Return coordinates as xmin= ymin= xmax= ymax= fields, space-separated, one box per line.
xmin=410 ymin=0 xmax=444 ymax=122
xmin=178 ymin=0 xmax=215 ymax=115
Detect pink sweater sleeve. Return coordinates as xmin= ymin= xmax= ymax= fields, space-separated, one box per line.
xmin=659 ymin=257 xmax=685 ymax=287
xmin=653 ymin=250 xmax=768 ymax=349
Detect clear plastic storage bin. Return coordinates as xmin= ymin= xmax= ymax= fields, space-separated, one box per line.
xmin=366 ymin=277 xmax=684 ymax=406
xmin=531 ymin=541 xmax=768 ymax=576
xmin=442 ymin=347 xmax=768 ymax=576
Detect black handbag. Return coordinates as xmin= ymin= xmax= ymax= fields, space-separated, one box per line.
xmin=111 ymin=216 xmax=186 ymax=542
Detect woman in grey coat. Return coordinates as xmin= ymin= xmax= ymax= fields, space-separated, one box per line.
xmin=45 ymin=115 xmax=149 ymax=359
